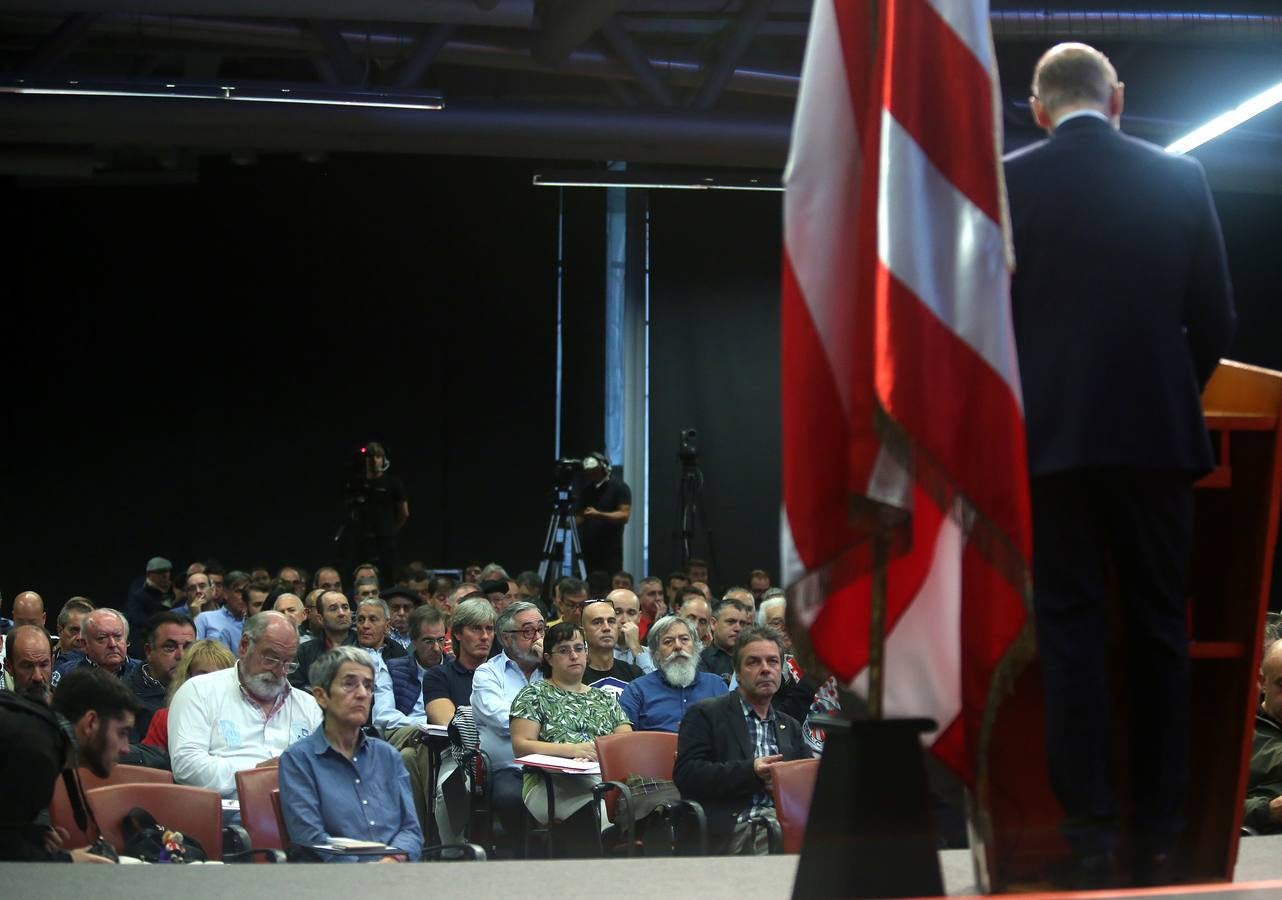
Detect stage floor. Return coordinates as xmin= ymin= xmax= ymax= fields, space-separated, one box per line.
xmin=6 ymin=836 xmax=1281 ymax=898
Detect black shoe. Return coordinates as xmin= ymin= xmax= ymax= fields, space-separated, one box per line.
xmin=1133 ymin=852 xmax=1180 ymax=887
xmin=1051 ymin=852 xmax=1121 ymax=890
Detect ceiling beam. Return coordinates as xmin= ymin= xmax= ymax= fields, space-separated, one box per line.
xmin=534 ymin=0 xmax=620 ymax=67
xmin=690 ymin=0 xmax=772 ymax=111
xmin=600 ymin=16 xmax=673 ymax=107
xmin=22 ymin=12 xmax=99 ymax=74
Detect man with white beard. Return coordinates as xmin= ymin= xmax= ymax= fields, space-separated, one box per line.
xmin=169 ymin=611 xmax=322 ymax=803
xmin=618 ymin=614 xmax=727 ymax=733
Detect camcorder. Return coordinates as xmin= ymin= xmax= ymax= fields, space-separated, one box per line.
xmin=678 ymin=428 xmax=699 ymax=465
xmin=554 ymin=457 xmax=584 ymax=490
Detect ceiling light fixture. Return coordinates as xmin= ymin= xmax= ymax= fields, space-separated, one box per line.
xmin=1166 ymin=80 xmax=1282 ymax=155
xmin=0 ymin=79 xmax=444 ymax=111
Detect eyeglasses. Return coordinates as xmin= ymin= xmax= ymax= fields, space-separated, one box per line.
xmin=259 ymin=652 xmax=300 ymax=674
xmin=552 ymin=643 xmax=587 ymax=657
xmin=336 ymin=675 xmax=374 ymax=694
xmin=503 ymin=625 xmax=546 ymax=639
xmin=416 ymin=636 xmax=448 ymax=647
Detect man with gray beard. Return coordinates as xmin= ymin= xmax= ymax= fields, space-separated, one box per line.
xmin=618 ymin=615 xmax=727 ymax=733
xmin=169 ymin=611 xmax=322 ymax=803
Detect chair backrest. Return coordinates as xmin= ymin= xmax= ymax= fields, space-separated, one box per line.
xmin=270 ymin=789 xmax=288 ymax=845
xmin=50 ymin=765 xmax=174 ymax=850
xmin=594 ymin=731 xmax=679 ymax=823
xmin=85 ymin=783 xmax=224 ymax=861
xmin=770 ymin=758 xmax=820 ymax=854
xmin=235 ymin=766 xmax=283 ymax=853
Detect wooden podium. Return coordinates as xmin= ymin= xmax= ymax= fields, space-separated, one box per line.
xmin=980 ymin=360 xmax=1282 ymax=890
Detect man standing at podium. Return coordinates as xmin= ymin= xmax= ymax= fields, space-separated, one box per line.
xmin=1005 ymin=43 xmax=1234 ymax=887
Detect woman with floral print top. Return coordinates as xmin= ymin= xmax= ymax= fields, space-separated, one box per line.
xmin=510 ymin=621 xmax=631 ymax=850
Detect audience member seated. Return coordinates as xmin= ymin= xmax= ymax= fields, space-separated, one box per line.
xmin=4 ymin=625 xmax=53 ymax=704
xmin=699 ymin=597 xmax=752 ymax=682
xmin=1 ymin=594 xmax=44 ymax=687
xmin=802 ymin=675 xmax=842 ymax=757
xmin=723 ymin=586 xmax=756 ymax=616
xmin=677 ymin=592 xmax=713 ymax=647
xmin=171 ymin=570 xmax=214 ymax=620
xmin=424 ymin=597 xmax=496 ymax=844
xmin=510 ymin=621 xmax=632 ymax=855
xmin=665 ymin=571 xmax=691 ymax=611
xmin=546 ymin=576 xmax=588 ymax=628
xmin=619 ymin=615 xmax=727 ymax=733
xmin=169 ymin=611 xmax=321 ymax=802
xmin=353 ymin=577 xmax=381 ymax=604
xmin=580 ymin=599 xmax=643 ymax=690
xmin=246 ymin=582 xmax=272 ymax=617
xmin=0 ymin=667 xmax=138 ymax=862
xmin=126 ymin=612 xmax=196 ymax=740
xmin=124 ymin=557 xmax=174 ymax=654
xmin=267 ymin=592 xmax=308 ymax=634
xmin=279 ymin=646 xmax=422 ymax=861
xmin=54 ymin=598 xmax=94 ymax=668
xmin=292 ymin=591 xmax=357 ymax=689
xmin=1246 ymin=639 xmax=1282 ymax=833
xmin=756 ymin=595 xmax=818 ymax=723
xmin=194 ymin=569 xmax=251 ymax=655
xmin=356 ymin=597 xmax=407 ymax=663
xmin=674 ymin=625 xmax=805 ymax=854
xmin=749 ymin=570 xmax=772 ymax=602
xmin=514 ymin=571 xmax=542 ymax=605
xmin=142 ymin=639 xmax=236 ymax=754
xmin=52 ymin=608 xmax=140 ymax=688
xmin=635 ymin=576 xmax=666 ymax=641
xmin=383 ymin=589 xmax=417 ymax=650
xmin=472 ymin=600 xmax=545 ymax=847
xmin=608 ymin=589 xmax=654 ymax=673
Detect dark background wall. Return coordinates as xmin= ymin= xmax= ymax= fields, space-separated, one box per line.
xmin=2 ymin=154 xmax=1280 ymax=614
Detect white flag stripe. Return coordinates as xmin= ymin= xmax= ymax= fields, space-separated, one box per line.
xmin=849 ymin=511 xmax=964 ymax=744
xmin=779 ymin=510 xmax=807 ymax=598
xmin=783 ymin=0 xmax=862 ymax=421
xmin=877 ymin=113 xmax=1023 ymax=406
xmin=925 ymin=0 xmax=993 ymax=70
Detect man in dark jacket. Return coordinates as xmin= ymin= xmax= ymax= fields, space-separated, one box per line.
xmin=1005 ymin=42 xmax=1234 ymax=886
xmin=1246 ymin=640 xmax=1282 ymax=833
xmin=0 ymin=667 xmax=138 ymax=861
xmin=674 ymin=625 xmax=806 ymax=853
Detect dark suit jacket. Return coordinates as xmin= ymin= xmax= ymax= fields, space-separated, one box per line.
xmin=674 ymin=690 xmax=805 ymax=852
xmin=1004 ymin=114 xmax=1235 ymax=478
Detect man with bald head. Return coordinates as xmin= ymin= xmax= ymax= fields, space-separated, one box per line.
xmin=3 ymin=625 xmax=53 ymax=704
xmin=169 ymin=611 xmax=321 ymax=802
xmin=52 ymin=608 xmax=141 ymax=687
xmin=1006 ymin=43 xmax=1234 ymax=887
xmin=1247 ymin=639 xmax=1282 ymax=836
xmin=608 ymin=588 xmax=654 ymax=673
xmin=678 ymin=592 xmax=713 ymax=647
xmin=11 ymin=592 xmax=45 ymax=629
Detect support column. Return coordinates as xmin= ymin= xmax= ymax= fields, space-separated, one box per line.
xmin=604 ymin=161 xmax=649 ymax=578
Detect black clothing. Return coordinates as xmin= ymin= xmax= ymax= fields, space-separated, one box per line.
xmin=674 ymin=691 xmax=805 ymax=853
xmin=1246 ymin=710 xmax=1282 ymax=834
xmin=422 ymin=657 xmax=478 ymax=709
xmin=124 ymin=581 xmax=173 ymax=656
xmin=1006 ymin=114 xmax=1234 ymax=860
xmin=582 ymin=658 xmax=643 ymax=685
xmin=290 ymin=630 xmax=356 ymax=690
xmin=699 ymin=645 xmax=735 ymax=682
xmin=375 ymin=640 xmax=407 ymax=663
xmin=350 ymin=473 xmax=407 ymax=577
xmin=576 ymin=477 xmax=631 ymax=575
xmin=125 ymin=664 xmax=167 ymax=742
xmin=0 ymin=693 xmax=73 ymax=861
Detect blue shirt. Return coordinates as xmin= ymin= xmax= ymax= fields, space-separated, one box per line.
xmin=279 ymin=726 xmax=422 ymax=861
xmin=470 ymin=652 xmax=542 ymax=770
xmin=617 ymin=670 xmax=727 ymax=733
xmin=194 ymin=606 xmax=246 ymax=656
xmin=51 ymin=654 xmax=142 ymax=688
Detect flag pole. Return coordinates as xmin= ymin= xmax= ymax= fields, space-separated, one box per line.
xmin=868 ymin=533 xmax=887 ymax=719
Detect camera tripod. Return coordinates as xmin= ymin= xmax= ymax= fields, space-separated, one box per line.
xmin=537 ymin=483 xmax=587 ymax=607
xmin=677 ymin=457 xmax=721 ymax=581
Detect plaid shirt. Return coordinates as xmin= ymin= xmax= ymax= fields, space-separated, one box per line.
xmin=738 ymin=695 xmax=780 ymax=822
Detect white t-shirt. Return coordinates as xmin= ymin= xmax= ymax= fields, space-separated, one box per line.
xmin=169 ymin=664 xmax=321 ymax=799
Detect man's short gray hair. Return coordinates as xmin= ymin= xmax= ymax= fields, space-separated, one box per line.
xmin=357 ymin=597 xmax=390 ymax=618
xmin=354 ymin=576 xmax=380 ymax=591
xmin=309 ymin=645 xmax=374 ymax=693
xmin=241 ymin=610 xmax=291 ymax=647
xmin=84 ymin=608 xmax=128 ymax=640
xmin=479 ymin=563 xmax=509 ymax=582
xmin=409 ymin=604 xmax=445 ymax=640
xmin=1032 ymin=42 xmax=1118 ymax=117
xmin=497 ymin=600 xmax=542 ymax=636
xmin=57 ymin=597 xmax=95 ymax=630
xmin=647 ymin=614 xmax=703 ymax=658
xmin=451 ymin=596 xmax=498 ymax=631
xmin=757 ymin=596 xmax=786 ymax=626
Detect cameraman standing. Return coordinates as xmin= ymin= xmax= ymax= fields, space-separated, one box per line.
xmin=575 ymin=452 xmax=631 ymax=579
xmin=348 ymin=441 xmax=409 ymax=579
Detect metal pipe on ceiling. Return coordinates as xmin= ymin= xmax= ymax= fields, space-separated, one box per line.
xmin=0 ymin=95 xmax=792 ymax=167
xmin=0 ymin=0 xmax=535 ymax=27
xmin=991 ymin=9 xmax=1282 ymax=41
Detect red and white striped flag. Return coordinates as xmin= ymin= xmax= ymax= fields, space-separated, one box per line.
xmin=781 ymin=0 xmax=1032 ymax=787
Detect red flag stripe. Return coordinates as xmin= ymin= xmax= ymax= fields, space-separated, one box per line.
xmin=877 ymin=263 xmax=1032 ymax=556
xmin=882 ymin=0 xmax=1002 ymax=223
